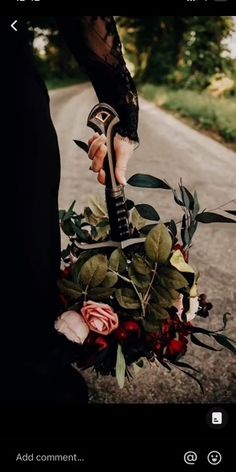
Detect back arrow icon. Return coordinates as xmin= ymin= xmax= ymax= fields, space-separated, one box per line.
xmin=11 ymin=20 xmax=17 ymax=32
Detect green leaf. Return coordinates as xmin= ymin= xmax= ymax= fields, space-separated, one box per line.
xmin=72 ymin=250 xmax=100 ymax=283
xmin=109 ymin=249 xmax=127 ymax=273
xmin=145 ymin=223 xmax=172 ymax=263
xmin=143 ymin=318 xmax=162 ymax=334
xmin=87 ymin=287 xmax=115 ymax=301
xmin=126 ymin=199 xmax=135 ymax=211
xmin=57 ymin=278 xmax=82 ymax=301
xmin=160 ymin=266 xmax=189 ymax=289
xmin=116 ymin=344 xmax=126 ymax=389
xmin=226 ymin=210 xmax=236 ymax=216
xmin=63 ymin=200 xmax=76 ymax=221
xmin=79 ymin=254 xmax=108 ymax=288
xmin=115 ymin=288 xmax=140 ymax=310
xmin=196 ymin=212 xmax=236 ymax=224
xmin=88 ymin=195 xmax=108 ymax=218
xmin=167 ymin=220 xmax=177 ymax=238
xmin=61 ymin=245 xmax=70 ymax=261
xmin=131 ymin=208 xmax=147 ymax=230
xmin=128 ymin=174 xmax=170 ymax=189
xmin=188 ymin=221 xmax=198 ymax=241
xmin=172 ymin=189 xmax=184 ymax=207
xmin=139 ymin=224 xmax=158 ymax=235
xmin=61 ymin=219 xmax=75 ymax=236
xmin=213 ymin=334 xmax=236 ymax=355
xmin=148 ymin=303 xmax=170 ymax=321
xmin=192 ymin=190 xmax=200 ymax=218
xmin=180 ymin=186 xmax=194 ymax=211
xmin=59 ymin=209 xmax=66 ymax=221
xmin=71 ymin=222 xmax=88 ymax=242
xmin=128 ymin=265 xmax=150 ymax=290
xmin=133 ymin=255 xmax=152 ymax=276
xmin=135 ymin=204 xmax=160 ymax=221
xmin=151 ymin=284 xmax=180 ymax=307
xmin=101 ymin=272 xmax=118 ymax=288
xmin=170 ymin=250 xmax=195 ymax=274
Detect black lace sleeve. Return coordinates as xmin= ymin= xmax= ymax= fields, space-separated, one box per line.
xmin=56 ymin=16 xmax=139 ymax=143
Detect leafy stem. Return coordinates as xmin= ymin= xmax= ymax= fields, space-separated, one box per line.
xmin=144 ymin=262 xmax=158 ymax=304
xmin=110 ymin=269 xmax=146 ymax=317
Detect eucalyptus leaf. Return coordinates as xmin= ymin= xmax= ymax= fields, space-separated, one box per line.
xmin=226 ymin=210 xmax=236 ymax=216
xmin=61 ymin=219 xmax=75 ymax=236
xmin=79 ymin=254 xmax=108 ymax=288
xmin=116 ymin=344 xmax=126 ymax=389
xmin=139 ymin=224 xmax=157 ymax=235
xmin=63 ymin=200 xmax=76 ymax=221
xmin=192 ymin=190 xmax=200 ymax=218
xmin=128 ymin=174 xmax=170 ymax=189
xmin=167 ymin=220 xmax=177 ymax=238
xmin=180 ymin=186 xmax=194 ymax=210
xmin=135 ymin=204 xmax=160 ymax=221
xmin=126 ymin=199 xmax=135 ymax=211
xmin=145 ymin=223 xmax=172 ymax=263
xmin=72 ymin=222 xmax=88 ymax=242
xmin=196 ymin=212 xmax=236 ymax=224
xmin=59 ymin=209 xmax=66 ymax=221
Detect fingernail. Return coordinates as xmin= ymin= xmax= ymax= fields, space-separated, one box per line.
xmin=122 ymin=177 xmax=127 ymax=186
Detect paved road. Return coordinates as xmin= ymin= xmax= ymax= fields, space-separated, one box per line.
xmin=50 ymin=84 xmax=236 ymax=403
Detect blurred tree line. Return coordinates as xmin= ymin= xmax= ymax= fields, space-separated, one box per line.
xmin=29 ymin=16 xmax=235 ymax=92
xmin=117 ymin=16 xmax=235 ymax=91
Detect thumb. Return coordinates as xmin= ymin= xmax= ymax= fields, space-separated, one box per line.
xmin=115 ymin=154 xmax=128 ymax=186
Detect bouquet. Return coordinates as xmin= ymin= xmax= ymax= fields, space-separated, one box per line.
xmin=55 ymin=173 xmax=236 ymax=391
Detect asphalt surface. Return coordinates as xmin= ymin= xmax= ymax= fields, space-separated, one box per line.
xmin=50 ymin=84 xmax=236 ymax=403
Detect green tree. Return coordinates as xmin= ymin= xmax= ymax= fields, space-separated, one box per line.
xmin=118 ymin=16 xmax=235 ymax=90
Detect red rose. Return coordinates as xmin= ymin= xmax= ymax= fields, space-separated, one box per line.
xmin=165 ymin=337 xmax=188 ymax=360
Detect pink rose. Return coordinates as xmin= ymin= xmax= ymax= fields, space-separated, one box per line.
xmin=54 ymin=310 xmax=89 ymax=344
xmin=81 ymin=301 xmax=119 ymax=335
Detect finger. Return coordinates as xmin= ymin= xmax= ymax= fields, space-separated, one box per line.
xmin=90 ymin=144 xmax=107 ymax=172
xmin=88 ymin=135 xmax=106 ymax=160
xmin=88 ymin=132 xmax=99 ymax=147
xmin=97 ymin=169 xmax=106 ymax=185
xmin=115 ymin=154 xmax=128 ymax=186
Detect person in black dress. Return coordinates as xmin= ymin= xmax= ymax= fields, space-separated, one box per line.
xmin=1 ymin=16 xmax=139 ymax=405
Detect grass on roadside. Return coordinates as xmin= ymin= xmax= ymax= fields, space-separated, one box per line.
xmin=139 ymin=84 xmax=236 ymax=144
